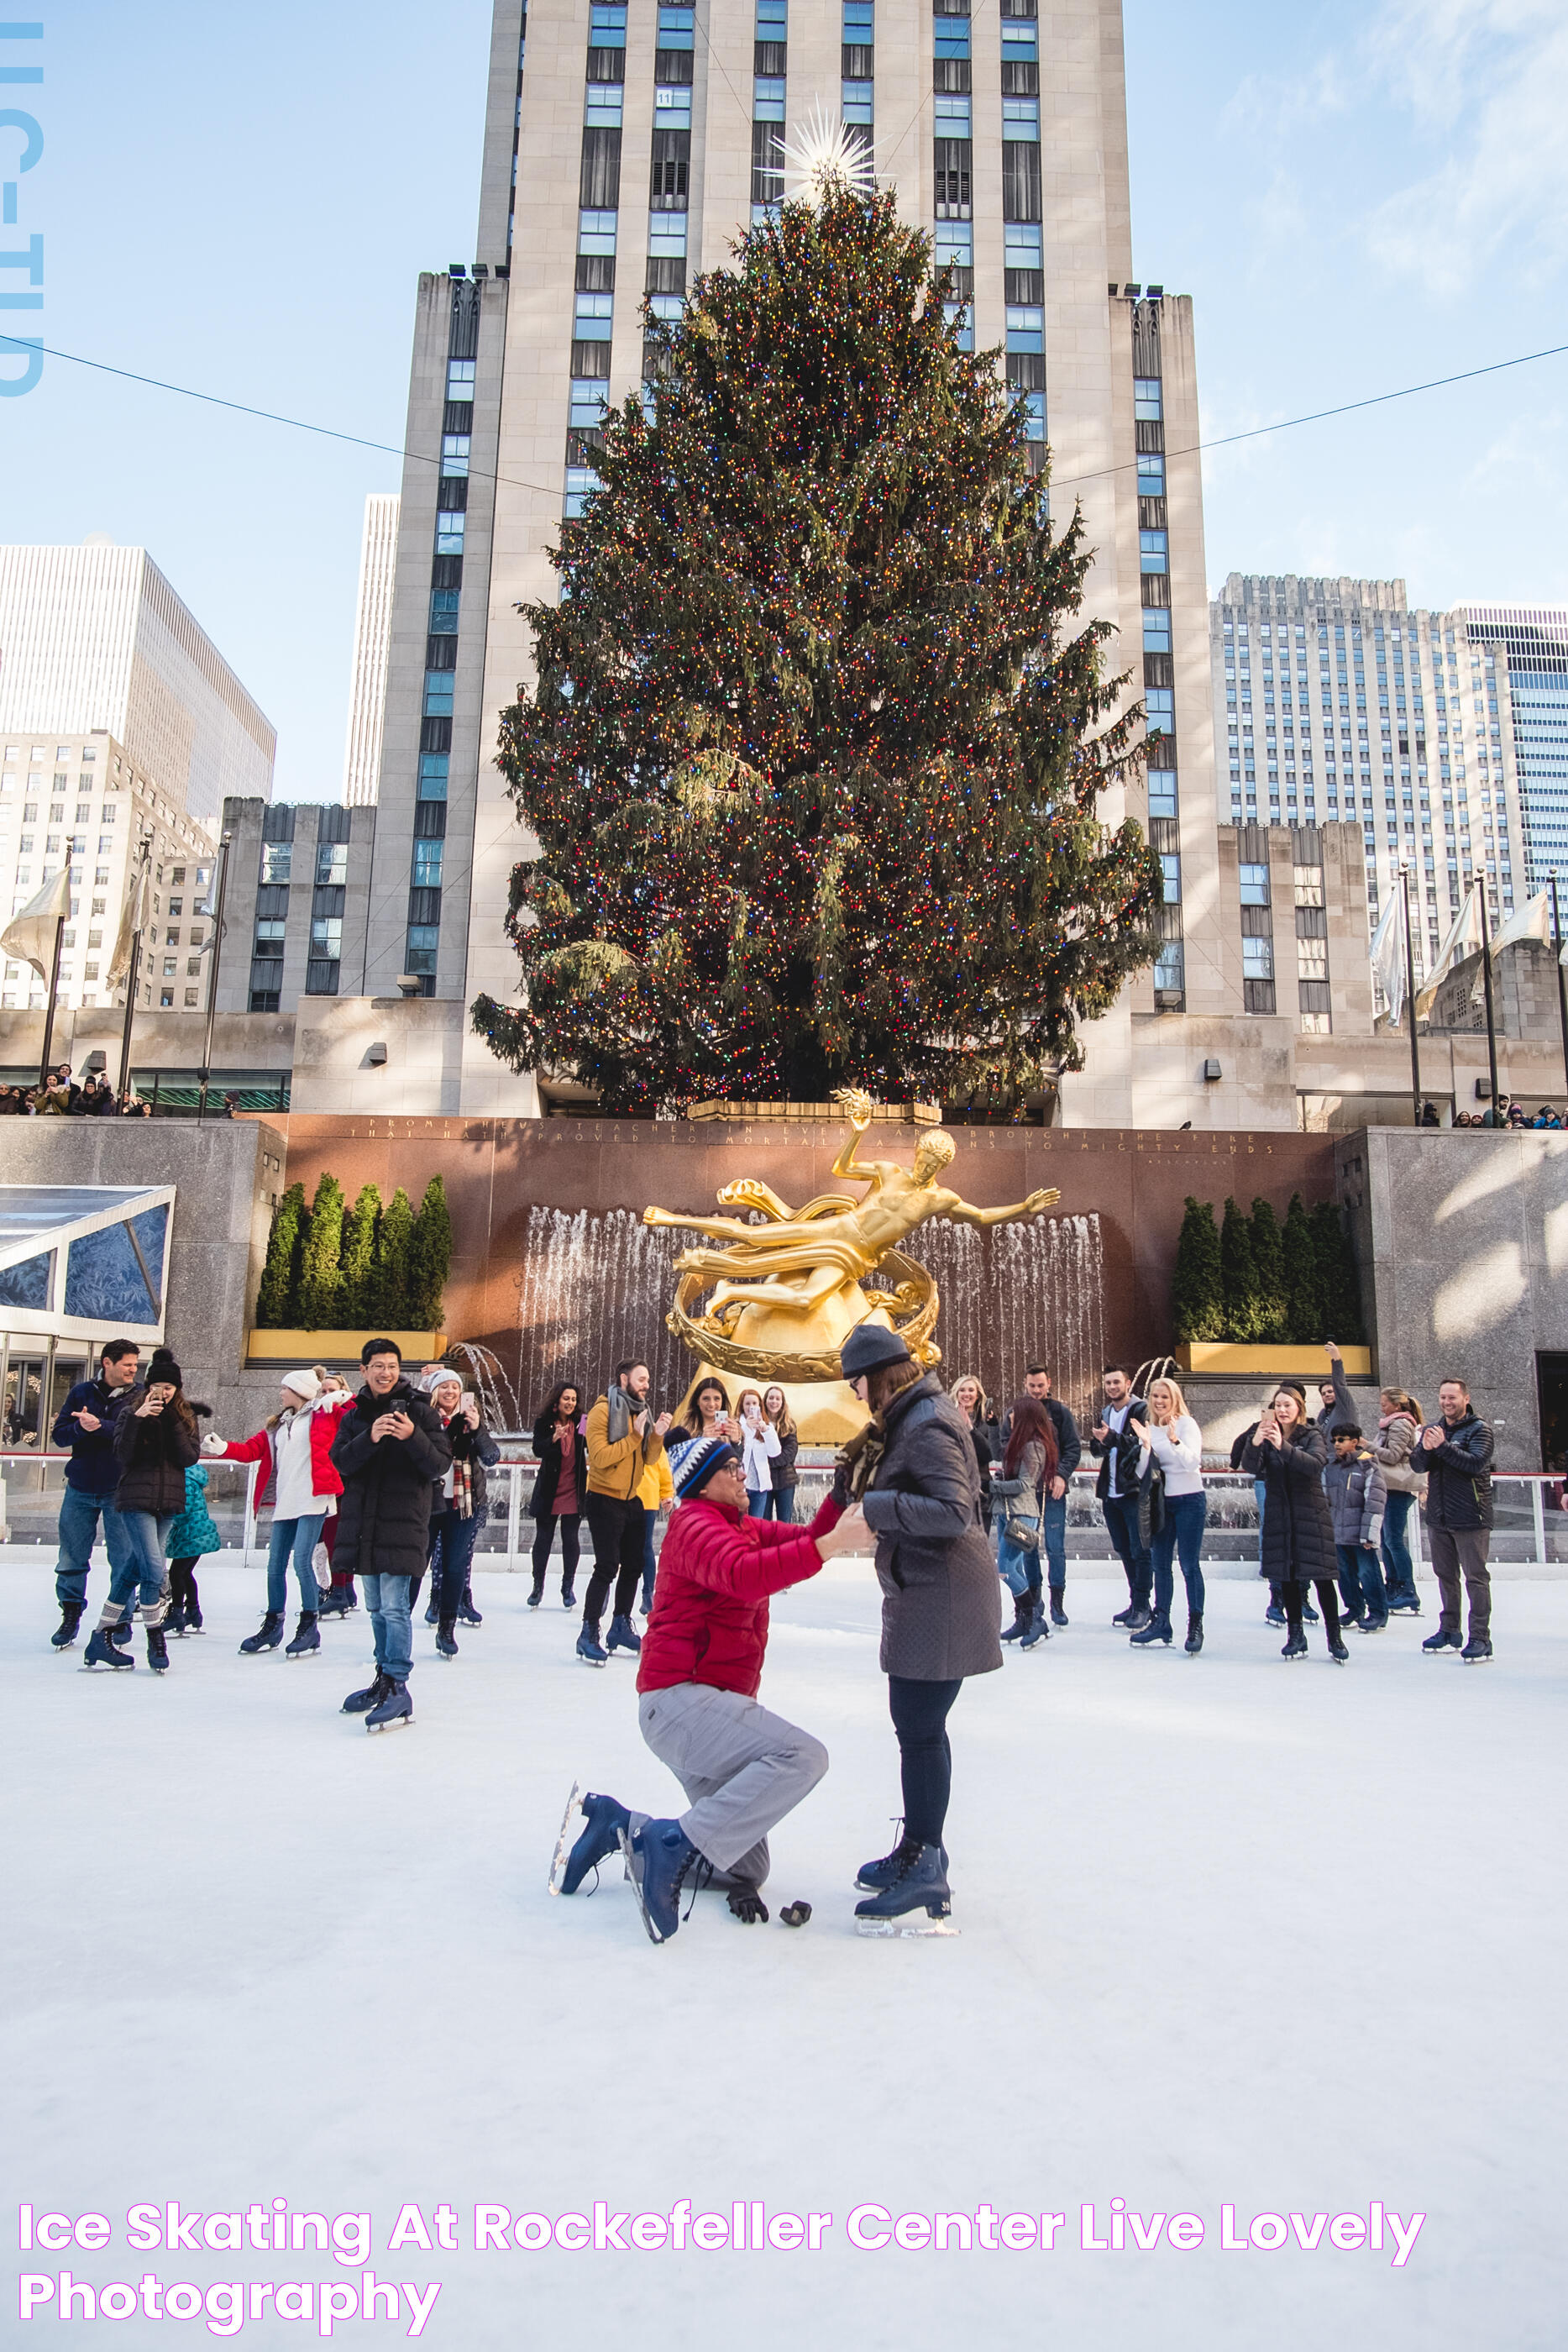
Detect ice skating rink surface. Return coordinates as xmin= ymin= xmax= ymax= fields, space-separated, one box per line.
xmin=4 ymin=1557 xmax=1564 ymax=2351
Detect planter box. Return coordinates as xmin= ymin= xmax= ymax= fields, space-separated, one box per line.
xmin=1174 ymin=1342 xmax=1372 ymax=1378
xmin=684 ymin=1099 xmax=941 ymax=1125
xmin=248 ymin=1330 xmax=447 ymax=1365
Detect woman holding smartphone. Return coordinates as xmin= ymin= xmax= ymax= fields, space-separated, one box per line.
xmin=736 ymin=1386 xmax=782 ymax=1517
xmin=681 ymin=1377 xmax=737 ymax=1443
xmin=528 ymin=1380 xmax=588 ymax=1609
xmin=1241 ymin=1384 xmax=1346 ymax=1662
xmin=761 ymin=1385 xmax=800 ymax=1522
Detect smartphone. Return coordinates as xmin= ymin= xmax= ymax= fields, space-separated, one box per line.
xmin=461 ymin=1391 xmax=476 ymax=1415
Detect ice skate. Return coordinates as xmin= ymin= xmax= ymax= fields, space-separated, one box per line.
xmin=146 ymin=1625 xmax=170 ymax=1674
xmin=239 ymin=1612 xmax=285 ymax=1655
xmin=342 ymin=1672 xmax=392 ymax=1715
xmin=854 ymin=1843 xmax=957 ymax=1936
xmin=365 ymin=1677 xmax=413 ymax=1732
xmin=547 ymin=1779 xmax=583 ymax=1893
xmin=1461 ymin=1635 xmax=1493 ymax=1663
xmin=1184 ymin=1612 xmax=1204 ymax=1655
xmin=457 ymin=1590 xmax=482 ymax=1626
xmin=857 ymin=1830 xmax=947 ymax=1893
xmin=621 ymin=1819 xmax=705 ymax=1945
xmin=284 ymin=1611 xmax=320 ymax=1658
xmin=436 ymin=1619 xmax=459 ymax=1659
xmin=1049 ymin=1589 xmax=1068 ymax=1627
xmin=50 ymin=1604 xmax=85 ymax=1651
xmin=576 ymin=1623 xmax=608 ymax=1667
xmin=556 ymin=1788 xmax=631 ymax=1895
xmin=1281 ymin=1627 xmax=1308 ymax=1660
xmin=82 ymin=1623 xmax=134 ymax=1671
xmin=999 ymin=1592 xmax=1032 ymax=1643
xmin=1423 ymin=1626 xmax=1463 ymax=1654
xmin=606 ymin=1612 xmax=642 ymax=1656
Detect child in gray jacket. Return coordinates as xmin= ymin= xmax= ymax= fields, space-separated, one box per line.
xmin=1325 ymin=1423 xmax=1388 ymax=1630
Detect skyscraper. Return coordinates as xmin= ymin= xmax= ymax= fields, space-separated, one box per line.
xmin=341 ymin=494 xmax=400 ymax=807
xmin=1458 ymin=606 xmax=1568 ymax=898
xmin=364 ymin=0 xmax=1216 ymax=1119
xmin=0 ymin=541 xmax=275 ymax=826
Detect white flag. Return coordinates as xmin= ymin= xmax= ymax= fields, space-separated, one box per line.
xmin=105 ymin=856 xmax=153 ymax=986
xmin=0 ymin=858 xmax=71 ymax=984
xmin=1488 ymin=888 xmax=1553 ymax=962
xmin=1369 ymin=889 xmax=1406 ymax=1029
xmin=1414 ymin=888 xmax=1483 ymax=1022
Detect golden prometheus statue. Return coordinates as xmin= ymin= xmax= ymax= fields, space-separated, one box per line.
xmin=644 ymin=1089 xmax=1060 ymax=1436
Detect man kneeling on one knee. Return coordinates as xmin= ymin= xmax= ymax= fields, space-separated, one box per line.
xmin=559 ymin=1431 xmax=866 ymax=1941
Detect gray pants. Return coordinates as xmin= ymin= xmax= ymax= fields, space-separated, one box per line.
xmin=1427 ymin=1524 xmax=1492 ymax=1640
xmin=635 ymin=1683 xmax=828 ymax=1887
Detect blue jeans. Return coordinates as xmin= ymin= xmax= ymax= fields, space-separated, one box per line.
xmin=747 ymin=1489 xmax=770 ymax=1518
xmin=762 ymin=1488 xmax=796 ymax=1524
xmin=428 ymin=1507 xmax=479 ymax=1620
xmin=642 ymin=1510 xmax=658 ymax=1612
xmin=1382 ymin=1489 xmax=1419 ymax=1605
xmin=1151 ymin=1489 xmax=1207 ymax=1620
xmin=1254 ymin=1478 xmax=1268 ymax=1569
xmin=996 ymin=1513 xmax=1040 ymax=1597
xmin=55 ymin=1484 xmax=132 ymax=1609
xmin=1102 ymin=1493 xmax=1151 ymax=1608
xmin=266 ymin=1512 xmax=324 ymax=1613
xmin=362 ymin=1572 xmax=413 ymax=1683
xmin=108 ymin=1510 xmax=175 ymax=1619
xmin=1040 ymin=1491 xmax=1066 ymax=1590
xmin=1338 ymin=1541 xmax=1387 ymax=1625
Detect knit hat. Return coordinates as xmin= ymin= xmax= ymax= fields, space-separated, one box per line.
xmin=839 ymin=1322 xmax=913 ymax=1383
xmin=668 ymin=1432 xmax=742 ymax=1500
xmin=147 ymin=1347 xmax=182 ymax=1390
xmin=423 ymin=1367 xmax=462 ymax=1399
xmin=280 ymin=1368 xmax=320 ymax=1403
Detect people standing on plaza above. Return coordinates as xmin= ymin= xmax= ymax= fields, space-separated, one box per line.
xmin=736 ymin=1386 xmax=782 ymax=1517
xmin=761 ymin=1386 xmax=800 ymax=1524
xmin=207 ymin=1369 xmax=345 ymax=1660
xmin=1413 ymin=1379 xmax=1496 ymax=1663
xmin=528 ymin=1380 xmax=588 ymax=1610
xmin=163 ymin=1441 xmax=221 ymax=1635
xmin=417 ymin=1368 xmax=500 ymax=1661
xmin=579 ymin=1360 xmax=674 ymax=1667
xmin=837 ymin=1325 xmax=1003 ymax=1935
xmin=1091 ymin=1366 xmax=1153 ymax=1630
xmin=1324 ymin=1423 xmax=1388 ymax=1633
xmin=81 ymin=1352 xmax=202 ymax=1675
xmin=1001 ymin=1365 xmax=1082 ymax=1625
xmin=553 ymin=1432 xmax=859 ymax=1943
xmin=947 ymin=1374 xmax=999 ymax=1532
xmin=331 ymin=1341 xmax=452 ymax=1732
xmin=989 ymin=1397 xmax=1057 ymax=1651
xmin=47 ymin=1336 xmax=141 ymax=1651
xmin=1130 ymin=1377 xmax=1207 ymax=1654
xmin=1242 ymin=1386 xmax=1345 ymax=1663
xmin=1326 ymin=1342 xmax=1424 ymax=1616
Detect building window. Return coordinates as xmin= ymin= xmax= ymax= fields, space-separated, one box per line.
xmin=249 ymin=988 xmax=281 ymax=1014
xmin=253 ymin=921 xmax=286 ymax=953
xmin=413 ymin=840 xmax=445 ymax=889
xmin=418 ymin=754 xmax=450 ymax=801
xmin=580 ymin=125 xmax=623 ymax=210
xmin=406 ymin=923 xmax=440 ymax=977
xmin=317 ymin=843 xmax=349 ymax=886
xmin=933 ymin=138 xmax=972 ymax=217
xmin=650 ymin=128 xmax=690 ymax=207
xmin=1158 ymin=853 xmax=1181 ymax=904
xmin=1238 ymin=863 xmax=1270 ymax=906
xmin=999 ymin=139 xmax=1040 ymax=220
xmin=1134 ymin=377 xmax=1162 ymax=422
xmin=424 ymin=670 xmax=455 ymax=718
xmin=752 ymin=123 xmax=784 ymax=207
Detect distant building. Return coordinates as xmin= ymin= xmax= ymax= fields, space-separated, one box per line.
xmin=218 ymin=797 xmax=376 ymax=1014
xmin=0 ymin=731 xmax=219 ymax=1015
xmin=0 ymin=540 xmax=275 ymax=823
xmin=1458 ymin=606 xmax=1568 ymax=900
xmin=1210 ymin=574 xmax=1524 ymax=985
xmin=342 ymin=495 xmax=399 ymax=807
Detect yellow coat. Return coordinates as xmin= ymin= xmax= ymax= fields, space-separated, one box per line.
xmin=637 ymin=1447 xmax=674 ymax=1515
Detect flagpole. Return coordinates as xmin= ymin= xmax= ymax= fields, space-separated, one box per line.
xmin=1476 ymin=874 xmax=1502 ymax=1119
xmin=196 ymin=831 xmax=232 ymax=1124
xmin=1399 ymin=863 xmax=1421 ymax=1126
xmin=1552 ymin=875 xmax=1568 ymax=1109
xmin=116 ymin=835 xmax=151 ymax=1105
xmin=36 ymin=853 xmax=71 ymax=1091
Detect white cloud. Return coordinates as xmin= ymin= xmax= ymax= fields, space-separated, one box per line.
xmin=1361 ymin=2 xmax=1568 ymax=290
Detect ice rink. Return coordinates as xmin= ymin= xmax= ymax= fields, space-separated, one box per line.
xmin=4 ymin=1554 xmax=1564 ymax=2350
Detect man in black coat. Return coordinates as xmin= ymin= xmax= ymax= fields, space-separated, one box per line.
xmin=1089 ymin=1366 xmax=1152 ymax=1629
xmin=330 ymin=1339 xmax=451 ymax=1730
xmin=999 ymin=1365 xmax=1082 ymax=1625
xmin=1413 ymin=1378 xmax=1495 ymax=1662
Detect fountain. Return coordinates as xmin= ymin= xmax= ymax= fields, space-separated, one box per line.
xmin=442 ymin=1339 xmax=524 ymax=1439
xmin=516 ymin=1207 xmax=690 ymax=1425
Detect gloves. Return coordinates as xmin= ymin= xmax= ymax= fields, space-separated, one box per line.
xmin=201 ymin=1432 xmax=226 ymax=1455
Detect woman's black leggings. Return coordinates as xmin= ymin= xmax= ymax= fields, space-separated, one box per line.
xmin=168 ymin=1557 xmax=201 ymax=1609
xmin=531 ymin=1513 xmax=581 ymax=1587
xmin=1284 ymin=1577 xmax=1340 ymax=1634
xmin=888 ymin=1675 xmax=963 ymax=1848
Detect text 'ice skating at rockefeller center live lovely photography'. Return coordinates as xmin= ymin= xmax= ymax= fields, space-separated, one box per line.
xmin=5 ymin=0 xmax=1568 ymax=2346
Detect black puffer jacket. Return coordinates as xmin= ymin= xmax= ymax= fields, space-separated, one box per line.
xmin=113 ymin=1388 xmax=202 ymax=1515
xmin=1241 ymin=1420 xmax=1336 ymax=1582
xmin=1413 ymin=1408 xmax=1494 ymax=1530
xmin=330 ymin=1379 xmax=451 ymax=1578
xmin=529 ymin=1412 xmax=588 ymax=1520
xmin=856 ymin=1373 xmax=1003 ymax=1682
xmin=437 ymin=1409 xmax=501 ymax=1516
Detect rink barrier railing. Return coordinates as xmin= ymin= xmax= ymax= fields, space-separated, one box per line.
xmin=4 ymin=1455 xmax=1568 ymax=1570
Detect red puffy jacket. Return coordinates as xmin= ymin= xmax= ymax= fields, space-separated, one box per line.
xmin=215 ymin=1394 xmax=350 ymax=1507
xmin=637 ymin=1493 xmax=843 ymax=1698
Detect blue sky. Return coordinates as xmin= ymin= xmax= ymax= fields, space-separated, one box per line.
xmin=3 ymin=1 xmax=1565 ymax=798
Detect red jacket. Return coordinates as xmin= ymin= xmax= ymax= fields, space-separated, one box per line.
xmin=216 ymin=1396 xmax=350 ymax=1507
xmin=637 ymin=1493 xmax=842 ymax=1698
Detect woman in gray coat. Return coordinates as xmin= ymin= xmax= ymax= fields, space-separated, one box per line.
xmin=836 ymin=1325 xmax=1002 ymax=1929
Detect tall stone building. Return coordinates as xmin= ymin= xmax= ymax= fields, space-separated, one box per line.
xmin=340 ymin=494 xmax=399 ymax=808
xmin=360 ymin=0 xmax=1228 ymax=1121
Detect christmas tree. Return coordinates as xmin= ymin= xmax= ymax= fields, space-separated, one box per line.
xmin=472 ymin=178 xmax=1161 ymax=1112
